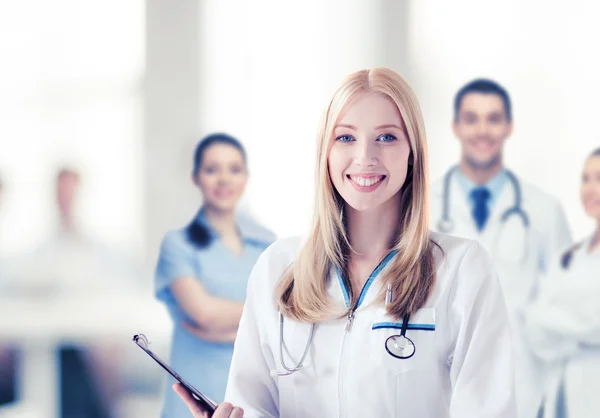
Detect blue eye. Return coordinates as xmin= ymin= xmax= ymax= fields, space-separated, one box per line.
xmin=336 ymin=135 xmax=355 ymax=143
xmin=377 ymin=134 xmax=397 ymax=142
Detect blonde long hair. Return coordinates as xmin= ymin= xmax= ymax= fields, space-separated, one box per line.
xmin=275 ymin=68 xmax=437 ymax=322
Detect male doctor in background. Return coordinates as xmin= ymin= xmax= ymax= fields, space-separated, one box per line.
xmin=430 ymin=79 xmax=572 ymax=417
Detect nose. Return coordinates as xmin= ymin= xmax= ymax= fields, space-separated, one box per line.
xmin=475 ymin=120 xmax=489 ymax=137
xmin=354 ymin=139 xmax=378 ymax=167
xmin=216 ymin=170 xmax=231 ymax=184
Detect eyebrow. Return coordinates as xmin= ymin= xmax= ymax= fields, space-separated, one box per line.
xmin=335 ymin=123 xmax=357 ymax=130
xmin=334 ymin=123 xmax=403 ymax=130
xmin=461 ymin=110 xmax=505 ymax=118
xmin=375 ymin=124 xmax=403 ymax=130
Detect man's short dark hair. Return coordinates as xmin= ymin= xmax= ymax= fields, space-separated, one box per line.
xmin=454 ymin=79 xmax=512 ymax=122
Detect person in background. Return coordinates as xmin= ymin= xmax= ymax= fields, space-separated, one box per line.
xmin=50 ymin=168 xmax=122 ymax=418
xmin=524 ymin=147 xmax=600 ymax=418
xmin=155 ymin=133 xmax=275 ymax=418
xmin=429 ymin=79 xmax=572 ymax=417
xmin=27 ymin=167 xmax=141 ymax=417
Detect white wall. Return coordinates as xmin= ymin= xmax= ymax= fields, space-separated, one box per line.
xmin=0 ymin=0 xmax=145 ymax=257
xmin=197 ymin=0 xmax=410 ymax=238
xmin=407 ymin=0 xmax=600 ymax=241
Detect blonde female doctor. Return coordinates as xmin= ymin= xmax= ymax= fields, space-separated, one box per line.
xmin=523 ymin=148 xmax=600 ymax=418
xmin=174 ymin=68 xmax=517 ymax=418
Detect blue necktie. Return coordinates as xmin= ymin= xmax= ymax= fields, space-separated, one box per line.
xmin=470 ymin=187 xmax=491 ymax=231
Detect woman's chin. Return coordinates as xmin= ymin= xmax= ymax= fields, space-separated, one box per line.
xmin=206 ymin=199 xmax=239 ymax=213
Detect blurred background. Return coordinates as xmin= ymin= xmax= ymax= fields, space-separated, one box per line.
xmin=0 ymin=0 xmax=598 ymax=417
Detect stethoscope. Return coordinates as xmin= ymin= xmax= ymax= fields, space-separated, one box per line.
xmin=273 ymin=284 xmax=414 ymax=377
xmin=272 ymin=312 xmax=315 ymax=377
xmin=383 ymin=284 xmax=415 ymax=359
xmin=437 ymin=165 xmax=530 ymax=233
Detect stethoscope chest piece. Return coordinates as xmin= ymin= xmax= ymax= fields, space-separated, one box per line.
xmin=385 ymin=334 xmax=416 ymax=359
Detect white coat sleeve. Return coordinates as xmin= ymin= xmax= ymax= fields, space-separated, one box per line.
xmin=523 ymin=275 xmax=600 ymax=362
xmin=224 ymin=251 xmax=280 ymax=418
xmin=447 ymin=242 xmax=517 ymax=418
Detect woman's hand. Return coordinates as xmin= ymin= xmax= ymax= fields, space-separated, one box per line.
xmin=173 ymin=383 xmax=244 ymax=418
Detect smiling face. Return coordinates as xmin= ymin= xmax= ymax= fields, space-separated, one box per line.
xmin=194 ymin=143 xmax=248 ymax=213
xmin=453 ymin=92 xmax=512 ymax=170
xmin=327 ymin=92 xmax=412 ymax=213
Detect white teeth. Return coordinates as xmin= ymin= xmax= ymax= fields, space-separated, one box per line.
xmin=350 ymin=176 xmax=383 ymax=187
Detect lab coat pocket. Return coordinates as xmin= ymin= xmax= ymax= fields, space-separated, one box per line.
xmin=369 ymin=307 xmax=436 ymax=376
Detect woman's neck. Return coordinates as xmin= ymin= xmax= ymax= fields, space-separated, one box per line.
xmin=345 ymin=196 xmax=400 ymax=259
xmin=202 ymin=206 xmax=237 ymax=237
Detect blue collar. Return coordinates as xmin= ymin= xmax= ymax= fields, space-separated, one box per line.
xmin=336 ymin=250 xmax=398 ymax=309
xmin=455 ymin=168 xmax=508 ymax=208
xmin=194 ymin=209 xmax=275 ymax=245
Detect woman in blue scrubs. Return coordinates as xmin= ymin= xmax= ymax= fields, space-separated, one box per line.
xmin=155 ymin=133 xmax=275 ymax=418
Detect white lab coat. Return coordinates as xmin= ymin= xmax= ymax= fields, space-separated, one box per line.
xmin=523 ymin=236 xmax=600 ymax=418
xmin=430 ymin=172 xmax=572 ymax=418
xmin=224 ymin=232 xmax=516 ymax=417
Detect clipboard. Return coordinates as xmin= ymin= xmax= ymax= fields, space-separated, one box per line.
xmin=132 ymin=333 xmax=217 ymax=416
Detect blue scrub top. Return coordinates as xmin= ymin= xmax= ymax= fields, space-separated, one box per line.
xmin=155 ymin=210 xmax=275 ymax=418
